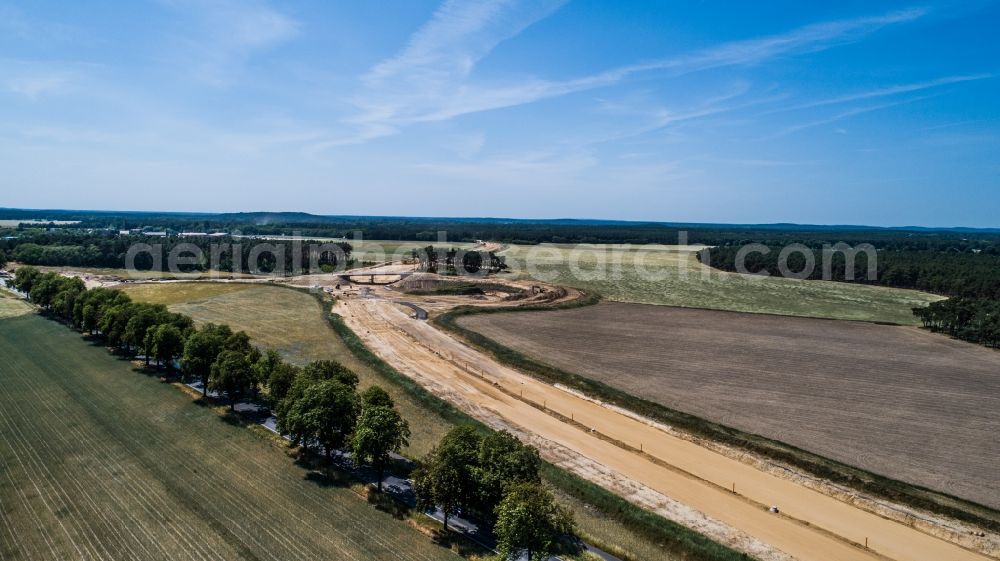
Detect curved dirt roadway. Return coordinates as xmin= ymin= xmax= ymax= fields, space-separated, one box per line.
xmin=339 ymin=296 xmax=992 ymax=561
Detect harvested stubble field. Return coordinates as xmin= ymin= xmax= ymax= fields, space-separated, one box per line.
xmin=28 ymin=265 xmax=264 ymax=281
xmin=0 ymin=314 xmax=461 ymax=561
xmin=116 ymin=282 xmax=256 ymax=305
xmin=458 ymin=302 xmax=1000 ymax=509
xmin=121 ymin=283 xmax=449 ymax=456
xmin=500 ymin=244 xmax=942 ymax=325
xmin=0 ymin=288 xmax=30 ymax=319
xmin=349 ymin=240 xmax=475 ymax=263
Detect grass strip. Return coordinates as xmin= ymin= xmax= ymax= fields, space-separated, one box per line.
xmin=542 ymin=465 xmax=751 ymax=561
xmin=434 ymin=298 xmax=1000 ymax=533
xmin=305 ymin=289 xmax=752 ymax=561
xmin=403 ymin=282 xmax=526 ymax=296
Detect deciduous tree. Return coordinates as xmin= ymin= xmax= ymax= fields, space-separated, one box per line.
xmin=413 ymin=426 xmax=480 ymax=531
xmin=282 ymin=379 xmax=359 ymax=461
xmin=494 ymin=483 xmax=574 ymax=561
xmin=352 ymin=403 xmax=409 ymax=491
xmin=266 ymin=362 xmax=300 ymax=407
xmin=150 ymin=323 xmax=184 ymax=369
xmin=302 ymin=359 xmax=358 ymax=389
xmin=252 ymin=349 xmax=282 ymax=400
xmin=209 ymin=349 xmax=253 ymax=410
xmin=182 ymin=323 xmax=232 ymax=392
xmin=475 ymin=430 xmax=541 ymax=515
xmin=359 ymin=385 xmax=394 ymax=410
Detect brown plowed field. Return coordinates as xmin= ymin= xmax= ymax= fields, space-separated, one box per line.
xmin=458 ymin=302 xmax=1000 ymax=509
xmin=342 ymin=297 xmax=994 ymax=561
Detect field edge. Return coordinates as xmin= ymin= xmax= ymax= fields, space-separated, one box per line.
xmin=436 ymin=300 xmax=1000 ymax=534
xmin=305 ymin=288 xmax=751 ymax=561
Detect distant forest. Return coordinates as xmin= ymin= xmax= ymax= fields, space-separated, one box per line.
xmin=706 ymin=246 xmax=1000 ymax=346
xmin=704 ymin=246 xmax=1000 ymax=298
xmin=3 ymin=208 xmax=1000 ymax=248
xmin=3 ymin=209 xmax=999 ymax=345
xmin=1 ymin=230 xmax=352 ymax=274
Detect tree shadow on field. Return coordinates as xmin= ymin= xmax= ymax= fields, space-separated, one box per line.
xmin=299 ymin=460 xmax=353 ymax=490
xmin=428 ymin=528 xmax=493 ymax=558
xmin=130 ymin=363 xmax=178 ymax=382
xmin=293 ymin=450 xmax=420 ymax=519
xmin=366 ymin=488 xmax=411 ymax=520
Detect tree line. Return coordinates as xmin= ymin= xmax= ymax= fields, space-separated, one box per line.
xmin=706 ymin=246 xmax=1000 ymax=346
xmin=912 ymin=298 xmax=1000 ymax=348
xmin=414 ymin=425 xmax=577 ymax=560
xmin=2 ymin=231 xmax=352 ymax=273
xmin=8 ymin=209 xmax=1000 ymax=249
xmin=10 ymin=267 xmax=576 ymax=559
xmin=706 ymin=246 xmax=1000 ymax=298
xmin=412 ymin=246 xmax=508 ymax=275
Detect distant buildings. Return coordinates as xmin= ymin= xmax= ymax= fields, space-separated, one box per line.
xmin=115 ymin=229 xmax=228 ymax=238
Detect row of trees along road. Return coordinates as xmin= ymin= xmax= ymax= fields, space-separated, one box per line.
xmin=10 ymin=267 xmax=411 ymax=491
xmin=414 ymin=426 xmax=577 ymax=560
xmin=13 ymin=266 xmax=578 ymax=559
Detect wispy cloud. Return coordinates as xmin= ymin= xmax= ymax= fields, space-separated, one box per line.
xmin=160 ymin=0 xmax=300 ymax=86
xmin=768 ymin=73 xmax=993 ymax=113
xmin=414 ymin=150 xmax=596 ymax=187
xmin=334 ymin=0 xmax=567 ymax=145
xmin=0 ymin=60 xmax=90 ymax=99
xmin=363 ymin=0 xmax=568 ymax=88
xmin=0 ymin=4 xmax=82 ymax=43
xmin=337 ymin=6 xmax=927 ymax=145
xmin=6 ymin=72 xmax=72 ymax=98
xmin=768 ymin=95 xmax=938 ymax=138
xmin=691 ymin=156 xmax=817 ymax=167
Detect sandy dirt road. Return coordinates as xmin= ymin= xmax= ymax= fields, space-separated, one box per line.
xmin=338 ymin=296 xmax=992 ymax=561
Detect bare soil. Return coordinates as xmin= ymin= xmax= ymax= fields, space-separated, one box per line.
xmin=457 ymin=302 xmax=1000 ymax=509
xmin=340 ymin=296 xmax=994 ymax=561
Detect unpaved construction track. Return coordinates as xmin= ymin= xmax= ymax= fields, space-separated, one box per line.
xmin=339 ymin=296 xmax=993 ymax=561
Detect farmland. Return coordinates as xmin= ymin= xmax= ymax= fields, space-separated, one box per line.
xmin=120 ymin=283 xmax=450 ymax=456
xmin=114 ymin=282 xmax=256 ymax=305
xmin=458 ymin=302 xmax=1000 ymax=509
xmin=343 ymin=295 xmax=993 ymax=561
xmin=350 ymin=240 xmax=475 ymax=264
xmin=229 ymin=238 xmax=476 ymax=265
xmin=0 ymin=313 xmax=462 ymax=561
xmin=119 ymin=281 xmax=747 ymax=560
xmin=500 ymin=244 xmax=942 ymax=324
xmin=26 ymin=265 xmax=264 ymax=281
xmin=0 ymin=288 xmax=30 ymax=319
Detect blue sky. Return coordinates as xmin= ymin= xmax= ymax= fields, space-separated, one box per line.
xmin=1 ymin=1 xmax=998 ymax=227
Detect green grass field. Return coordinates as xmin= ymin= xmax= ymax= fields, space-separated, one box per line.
xmin=501 ymin=243 xmax=943 ymax=324
xmin=0 ymin=314 xmax=462 ymax=561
